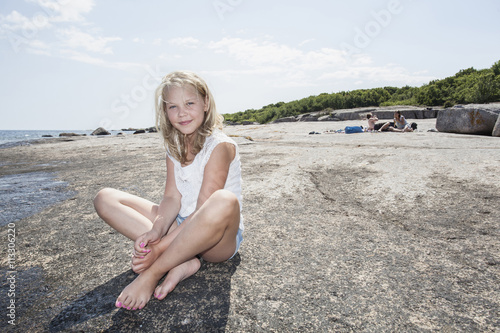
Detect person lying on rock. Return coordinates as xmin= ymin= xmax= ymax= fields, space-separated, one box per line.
xmin=94 ymin=71 xmax=244 ymax=311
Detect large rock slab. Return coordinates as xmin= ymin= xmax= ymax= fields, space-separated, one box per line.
xmin=436 ymin=106 xmax=500 ymax=135
xmin=493 ymin=115 xmax=500 ymax=137
xmin=273 ymin=116 xmax=297 ymax=123
xmin=332 ymin=107 xmax=438 ymax=121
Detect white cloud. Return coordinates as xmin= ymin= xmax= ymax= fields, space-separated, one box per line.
xmin=319 ymin=65 xmax=435 ymax=85
xmin=0 ymin=0 xmax=121 ymax=61
xmin=28 ymin=0 xmax=95 ymax=22
xmin=57 ymin=26 xmax=120 ymax=54
xmin=298 ymin=38 xmax=315 ymax=47
xmin=59 ymin=49 xmax=145 ymax=71
xmin=168 ymin=37 xmax=200 ymax=48
xmin=207 ymin=36 xmax=435 ymax=88
xmin=209 ymin=37 xmax=304 ymax=67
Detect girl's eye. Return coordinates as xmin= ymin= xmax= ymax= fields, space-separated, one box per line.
xmin=168 ymin=105 xmax=176 ymax=110
xmin=187 ymin=102 xmax=194 ymax=106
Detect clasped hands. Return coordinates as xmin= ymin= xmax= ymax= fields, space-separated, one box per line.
xmin=130 ymin=229 xmax=163 ymax=273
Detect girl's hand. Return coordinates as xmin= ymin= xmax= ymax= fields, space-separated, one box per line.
xmin=131 ymin=244 xmax=160 ymax=273
xmin=134 ymin=229 xmax=162 ymax=255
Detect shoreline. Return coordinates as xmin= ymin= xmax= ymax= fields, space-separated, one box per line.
xmin=0 ymin=120 xmax=499 ymax=331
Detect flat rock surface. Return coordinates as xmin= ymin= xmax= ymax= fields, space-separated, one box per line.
xmin=1 ymin=119 xmax=499 ymax=332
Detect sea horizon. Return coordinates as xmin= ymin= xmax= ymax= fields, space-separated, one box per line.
xmin=0 ymin=129 xmax=127 ymax=148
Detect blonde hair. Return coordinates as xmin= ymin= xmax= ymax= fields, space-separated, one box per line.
xmin=155 ymin=71 xmax=223 ymax=164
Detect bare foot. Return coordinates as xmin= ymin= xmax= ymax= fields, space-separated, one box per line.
xmin=154 ymin=257 xmax=201 ymax=301
xmin=115 ymin=271 xmax=160 ymax=311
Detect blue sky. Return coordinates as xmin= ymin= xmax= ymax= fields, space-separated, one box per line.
xmin=1 ymin=0 xmax=499 ymax=130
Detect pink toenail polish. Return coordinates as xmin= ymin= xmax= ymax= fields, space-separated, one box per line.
xmin=140 ymin=242 xmax=145 ymax=248
xmin=140 ymin=256 xmax=144 ymax=259
xmin=116 ymin=302 xmax=122 ymax=307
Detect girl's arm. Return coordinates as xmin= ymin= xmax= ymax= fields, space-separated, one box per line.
xmin=134 ymin=155 xmax=181 ymax=253
xmin=159 ymin=142 xmax=235 ymax=232
xmin=196 ymin=142 xmax=235 ymax=209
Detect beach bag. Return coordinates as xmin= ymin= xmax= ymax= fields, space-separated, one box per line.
xmin=345 ymin=126 xmax=364 ymax=134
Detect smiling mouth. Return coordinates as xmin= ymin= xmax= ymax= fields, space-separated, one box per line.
xmin=179 ymin=120 xmax=192 ymax=126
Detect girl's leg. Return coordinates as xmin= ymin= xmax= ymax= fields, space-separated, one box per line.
xmin=94 ymin=188 xmax=201 ymax=308
xmin=93 ymin=188 xmax=157 ymax=240
xmin=116 ymin=189 xmax=240 ymax=310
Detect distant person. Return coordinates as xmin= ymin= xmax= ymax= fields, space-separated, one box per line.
xmin=94 ymin=71 xmax=244 ymax=311
xmin=378 ymin=111 xmax=413 ymax=132
xmin=366 ymin=113 xmax=389 ymax=132
xmin=393 ymin=111 xmax=413 ymax=132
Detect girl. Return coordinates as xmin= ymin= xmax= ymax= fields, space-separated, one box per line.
xmin=393 ymin=111 xmax=413 ymax=132
xmin=93 ymin=71 xmax=244 ymax=311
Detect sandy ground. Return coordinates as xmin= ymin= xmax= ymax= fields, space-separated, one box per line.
xmin=0 ymin=119 xmax=499 ymax=332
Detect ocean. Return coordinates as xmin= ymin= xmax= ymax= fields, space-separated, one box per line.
xmin=0 ymin=129 xmax=124 ymax=148
xmin=0 ymin=129 xmax=114 ymax=225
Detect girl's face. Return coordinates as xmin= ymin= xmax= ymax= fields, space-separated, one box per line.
xmin=164 ymin=85 xmax=207 ymax=137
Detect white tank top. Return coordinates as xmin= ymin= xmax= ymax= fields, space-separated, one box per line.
xmin=167 ymin=129 xmax=244 ymax=231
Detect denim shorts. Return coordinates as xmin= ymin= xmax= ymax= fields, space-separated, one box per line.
xmin=176 ymin=215 xmax=243 ymax=260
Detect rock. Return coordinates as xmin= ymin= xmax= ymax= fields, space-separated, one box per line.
xmin=91 ymin=127 xmax=110 ymax=136
xmin=133 ymin=129 xmax=146 ymax=134
xmin=318 ymin=115 xmax=339 ymax=121
xmin=436 ymin=106 xmax=500 ymax=135
xmin=332 ymin=111 xmax=364 ymax=121
xmin=242 ymin=121 xmax=259 ymax=125
xmin=59 ymin=133 xmax=85 ymax=137
xmin=146 ymin=127 xmax=157 ymax=133
xmin=493 ymin=116 xmax=500 ymax=137
xmin=298 ymin=116 xmax=318 ymax=122
xmin=273 ymin=116 xmax=297 ymax=123
xmin=42 ymin=135 xmax=53 ymax=137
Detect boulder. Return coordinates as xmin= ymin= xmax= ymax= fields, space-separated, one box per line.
xmin=242 ymin=121 xmax=259 ymax=125
xmin=493 ymin=115 xmax=500 ymax=137
xmin=91 ymin=127 xmax=111 ymax=136
xmin=436 ymin=107 xmax=500 ymax=135
xmin=273 ymin=116 xmax=297 ymax=123
xmin=133 ymin=129 xmax=146 ymax=134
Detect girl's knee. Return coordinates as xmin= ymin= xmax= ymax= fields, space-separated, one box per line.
xmin=93 ymin=188 xmax=117 ymax=213
xmin=205 ymin=190 xmax=240 ymax=221
xmin=212 ymin=190 xmax=239 ymax=208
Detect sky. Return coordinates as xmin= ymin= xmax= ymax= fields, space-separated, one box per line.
xmin=1 ymin=0 xmax=499 ymax=130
